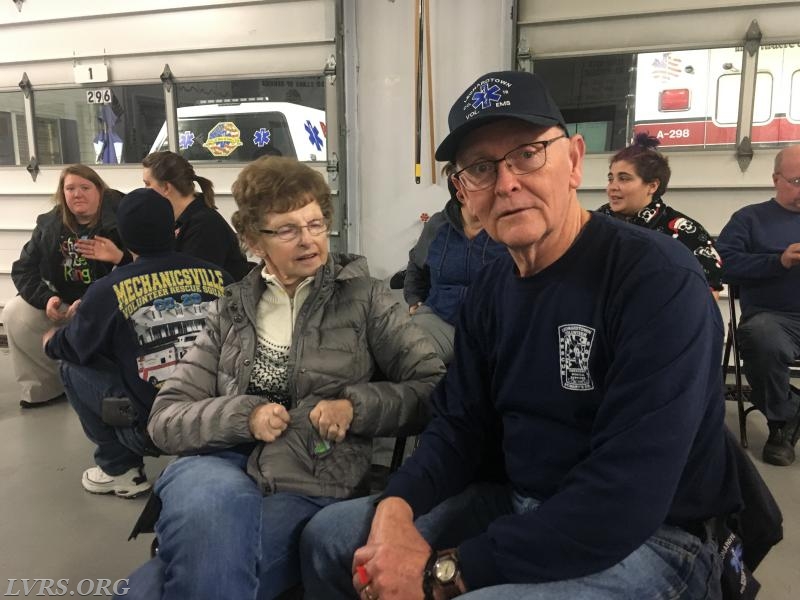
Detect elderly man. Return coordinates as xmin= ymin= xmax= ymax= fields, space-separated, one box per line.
xmin=717 ymin=146 xmax=800 ymax=466
xmin=300 ymin=71 xmax=742 ymax=599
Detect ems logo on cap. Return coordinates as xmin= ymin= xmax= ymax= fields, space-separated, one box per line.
xmin=462 ymin=78 xmax=512 ymax=120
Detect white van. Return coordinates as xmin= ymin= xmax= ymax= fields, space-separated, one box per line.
xmin=149 ymin=101 xmax=327 ymax=162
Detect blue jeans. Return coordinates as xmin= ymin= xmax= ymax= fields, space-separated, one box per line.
xmin=738 ymin=310 xmax=800 ymax=422
xmin=122 ymin=452 xmax=339 ymax=600
xmin=300 ymin=483 xmax=722 ymax=600
xmin=60 ymin=361 xmax=148 ymax=475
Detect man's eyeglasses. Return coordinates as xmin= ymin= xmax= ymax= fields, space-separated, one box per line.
xmin=454 ymin=135 xmax=567 ymax=192
xmin=777 ymin=172 xmax=800 ymax=187
xmin=259 ymin=218 xmax=329 ymax=242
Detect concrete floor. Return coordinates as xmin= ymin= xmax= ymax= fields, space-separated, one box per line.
xmin=0 ymin=347 xmax=797 ymax=598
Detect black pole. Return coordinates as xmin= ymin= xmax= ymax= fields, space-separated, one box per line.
xmin=414 ymin=0 xmax=424 ymax=184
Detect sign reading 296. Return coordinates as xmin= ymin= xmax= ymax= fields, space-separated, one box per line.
xmin=86 ymin=88 xmax=113 ymax=104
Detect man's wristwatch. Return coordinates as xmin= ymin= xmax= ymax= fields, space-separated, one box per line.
xmin=423 ymin=549 xmax=464 ymax=600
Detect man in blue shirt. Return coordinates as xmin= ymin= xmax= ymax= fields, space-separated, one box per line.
xmin=300 ymin=71 xmax=742 ymax=599
xmin=44 ymin=188 xmax=231 ymax=497
xmin=717 ymin=146 xmax=800 ymax=466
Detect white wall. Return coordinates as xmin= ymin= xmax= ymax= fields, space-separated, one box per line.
xmin=352 ymin=0 xmax=514 ymax=277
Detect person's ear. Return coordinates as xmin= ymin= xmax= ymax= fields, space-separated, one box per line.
xmin=568 ymin=134 xmax=586 ymax=190
xmin=647 ymin=179 xmax=660 ymax=196
xmin=244 ymin=235 xmax=263 ymax=258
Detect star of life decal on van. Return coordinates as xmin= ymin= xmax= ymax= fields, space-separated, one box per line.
xmin=203 ymin=121 xmax=243 ymax=157
xmin=558 ymin=324 xmax=595 ymax=391
xmin=179 ymin=131 xmax=196 ymax=150
xmin=253 ymin=128 xmax=271 ymax=147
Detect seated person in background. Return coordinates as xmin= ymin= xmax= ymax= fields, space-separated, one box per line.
xmin=3 ymin=165 xmax=125 ymax=408
xmin=716 ymin=144 xmax=800 ymax=466
xmin=43 ymin=188 xmax=232 ymax=497
xmin=403 ymin=165 xmax=506 ymax=363
xmin=121 ymin=156 xmax=445 ymax=600
xmin=300 ymin=70 xmax=742 ymax=600
xmin=78 ymin=150 xmax=252 ymax=281
xmin=597 ymin=132 xmax=723 ymax=298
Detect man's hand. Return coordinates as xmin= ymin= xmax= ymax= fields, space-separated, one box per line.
xmin=780 ymin=242 xmax=800 ymax=269
xmin=42 ymin=326 xmax=58 ymax=350
xmin=309 ymin=399 xmax=353 ymax=442
xmin=249 ymin=403 xmax=290 ymax=442
xmin=352 ymin=497 xmax=431 ymax=600
xmin=75 ymin=235 xmax=125 ymax=265
xmin=409 ymin=302 xmax=423 ymax=316
xmin=65 ymin=299 xmax=81 ymax=320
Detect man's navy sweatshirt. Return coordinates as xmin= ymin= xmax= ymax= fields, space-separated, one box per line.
xmin=383 ymin=213 xmax=742 ymax=589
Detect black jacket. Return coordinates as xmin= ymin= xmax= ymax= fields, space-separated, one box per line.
xmin=175 ymin=196 xmax=251 ymax=281
xmin=11 ymin=192 xmax=123 ymax=309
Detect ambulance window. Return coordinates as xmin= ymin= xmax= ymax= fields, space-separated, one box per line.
xmin=0 ymin=91 xmax=25 ymax=165
xmin=31 ymin=84 xmax=165 ymax=165
xmin=175 ymin=113 xmax=295 ymax=162
xmin=715 ymin=72 xmax=773 ymax=125
xmin=789 ymin=70 xmax=800 ymax=122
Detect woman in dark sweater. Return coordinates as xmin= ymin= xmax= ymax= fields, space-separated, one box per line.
xmin=4 ymin=164 xmax=124 ymax=407
xmin=597 ymin=133 xmax=723 ymax=298
xmin=142 ymin=151 xmax=251 ymax=280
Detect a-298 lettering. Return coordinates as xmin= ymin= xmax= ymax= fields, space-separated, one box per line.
xmin=656 ymin=128 xmax=691 ymax=140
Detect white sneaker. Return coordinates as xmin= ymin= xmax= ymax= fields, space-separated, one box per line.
xmin=81 ymin=466 xmax=151 ymax=498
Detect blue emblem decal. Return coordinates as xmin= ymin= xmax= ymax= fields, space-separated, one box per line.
xmin=471 ymin=82 xmax=502 ymax=110
xmin=253 ymin=128 xmax=271 ymax=147
xmin=179 ymin=131 xmax=195 ymax=150
xmin=304 ymin=120 xmax=324 ymax=151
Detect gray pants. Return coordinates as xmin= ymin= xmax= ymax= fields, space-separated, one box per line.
xmin=2 ymin=295 xmax=64 ymax=404
xmin=411 ymin=305 xmax=455 ymax=365
xmin=738 ymin=310 xmax=800 ymax=422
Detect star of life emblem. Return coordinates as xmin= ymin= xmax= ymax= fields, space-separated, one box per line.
xmin=558 ymin=324 xmax=595 ymax=391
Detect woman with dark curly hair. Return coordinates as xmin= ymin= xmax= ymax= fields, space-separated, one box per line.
xmin=598 ymin=132 xmax=723 ymax=298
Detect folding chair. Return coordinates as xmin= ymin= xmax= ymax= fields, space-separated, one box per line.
xmin=722 ymin=285 xmax=800 ymax=449
xmin=721 ymin=285 xmax=760 ymax=448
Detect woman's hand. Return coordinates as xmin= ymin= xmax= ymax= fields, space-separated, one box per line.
xmin=45 ymin=296 xmax=67 ymax=322
xmin=409 ymin=302 xmax=423 ymax=315
xmin=249 ymin=402 xmax=291 ymax=442
xmin=309 ymin=399 xmax=354 ymax=442
xmin=75 ymin=235 xmax=124 ymax=265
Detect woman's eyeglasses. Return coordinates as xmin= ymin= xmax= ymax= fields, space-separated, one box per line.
xmin=259 ymin=218 xmax=329 ymax=242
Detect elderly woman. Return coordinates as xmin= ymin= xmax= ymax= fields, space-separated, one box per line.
xmin=598 ymin=132 xmax=723 ymax=298
xmin=122 ymin=156 xmax=444 ymax=600
xmin=3 ymin=164 xmax=124 ymax=408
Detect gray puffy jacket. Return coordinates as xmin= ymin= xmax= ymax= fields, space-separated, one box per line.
xmin=147 ymin=253 xmax=445 ymax=498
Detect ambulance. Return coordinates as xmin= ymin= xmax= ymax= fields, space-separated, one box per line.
xmin=633 ymin=44 xmax=800 ymax=147
xmin=149 ymin=100 xmax=327 ymax=162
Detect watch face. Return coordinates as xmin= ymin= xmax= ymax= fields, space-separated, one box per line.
xmin=434 ymin=556 xmax=458 ymax=583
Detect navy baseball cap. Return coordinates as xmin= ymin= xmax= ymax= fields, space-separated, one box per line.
xmin=435 ymin=71 xmax=568 ymax=162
